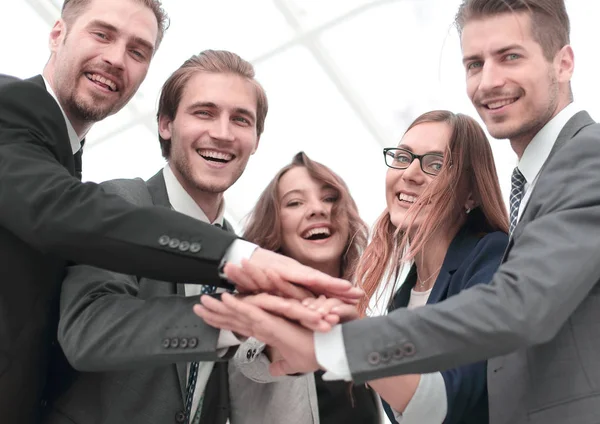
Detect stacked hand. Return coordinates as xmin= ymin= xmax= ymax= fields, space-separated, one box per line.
xmin=194 ymin=258 xmax=362 ymax=376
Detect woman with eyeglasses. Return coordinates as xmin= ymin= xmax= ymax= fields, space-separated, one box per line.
xmin=352 ymin=109 xmax=508 ymax=424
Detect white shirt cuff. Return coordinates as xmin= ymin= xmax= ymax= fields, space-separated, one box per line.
xmin=314 ymin=324 xmax=352 ymax=381
xmin=393 ymin=372 xmax=447 ymax=424
xmin=216 ymin=330 xmax=242 ymax=357
xmin=220 ymin=239 xmax=258 ymax=277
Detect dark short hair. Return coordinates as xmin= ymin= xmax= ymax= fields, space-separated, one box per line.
xmin=61 ymin=0 xmax=169 ymax=49
xmin=156 ymin=50 xmax=269 ymax=159
xmin=455 ymin=0 xmax=570 ymax=61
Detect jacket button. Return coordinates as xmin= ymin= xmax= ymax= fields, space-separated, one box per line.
xmin=180 ymin=338 xmax=188 ymax=348
xmin=381 ymin=351 xmax=391 ymax=363
xmin=179 ymin=241 xmax=190 ymax=252
xmin=162 ymin=338 xmax=170 ymax=348
xmin=392 ymin=347 xmax=403 ymax=359
xmin=189 ymin=337 xmax=198 ymax=348
xmin=367 ymin=352 xmax=380 ymax=365
xmin=170 ymin=338 xmax=179 ymax=348
xmin=168 ymin=238 xmax=180 ymax=249
xmin=175 ymin=411 xmax=186 ymax=423
xmin=190 ymin=242 xmax=202 ymax=253
xmin=158 ymin=235 xmax=170 ymax=246
xmin=403 ymin=343 xmax=416 ymax=356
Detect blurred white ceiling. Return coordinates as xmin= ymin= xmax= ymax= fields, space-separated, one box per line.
xmin=4 ymin=0 xmax=600 ymax=230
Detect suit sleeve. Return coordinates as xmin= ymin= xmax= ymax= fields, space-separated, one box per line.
xmin=440 ymin=233 xmax=506 ymax=424
xmin=343 ymin=125 xmax=600 ymax=384
xmin=0 ymin=80 xmax=236 ymax=286
xmin=58 ymin=264 xmax=226 ymax=371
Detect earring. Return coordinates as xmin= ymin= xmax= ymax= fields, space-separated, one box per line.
xmin=465 ymin=207 xmax=471 ymax=214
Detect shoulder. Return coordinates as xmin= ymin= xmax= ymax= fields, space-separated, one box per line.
xmin=100 ymin=178 xmax=152 ymax=206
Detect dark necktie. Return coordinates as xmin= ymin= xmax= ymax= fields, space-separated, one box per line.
xmin=183 ymin=222 xmax=224 ymax=423
xmin=73 ymin=149 xmax=83 ymax=181
xmin=509 ymin=167 xmax=526 ymax=235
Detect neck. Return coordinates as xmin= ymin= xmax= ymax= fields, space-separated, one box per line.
xmin=412 ymin=224 xmax=459 ymax=291
xmin=309 ymin=258 xmax=342 ymax=279
xmin=42 ymin=66 xmax=92 ymax=139
xmin=170 ymin=164 xmax=224 ymax=223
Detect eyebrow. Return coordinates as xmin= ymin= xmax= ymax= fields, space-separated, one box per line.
xmin=397 ymin=144 xmax=444 ymax=156
xmin=462 ymin=44 xmax=524 ymax=64
xmin=281 ymin=185 xmax=335 ymax=200
xmin=186 ymin=101 xmax=256 ymax=122
xmin=87 ymin=19 xmax=155 ymax=55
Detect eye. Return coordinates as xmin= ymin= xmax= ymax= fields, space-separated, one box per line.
xmin=233 ymin=116 xmax=250 ymax=125
xmin=395 ymin=153 xmax=411 ymax=164
xmin=466 ymin=61 xmax=482 ymax=71
xmin=194 ymin=110 xmax=211 ymax=117
xmin=505 ymin=53 xmax=520 ymax=61
xmin=93 ymin=32 xmax=108 ymax=40
xmin=323 ymin=195 xmax=338 ymax=203
xmin=285 ymin=200 xmax=301 ymax=208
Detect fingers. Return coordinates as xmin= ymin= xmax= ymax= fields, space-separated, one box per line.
xmin=193 ymin=303 xmax=253 ymax=338
xmin=243 ymin=293 xmax=323 ymax=325
xmin=224 ymin=263 xmax=259 ymax=293
xmin=331 ymin=304 xmax=360 ymax=322
xmin=265 ymin=268 xmax=315 ymax=300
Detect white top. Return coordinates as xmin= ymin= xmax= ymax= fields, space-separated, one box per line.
xmin=407 ymin=287 xmax=432 ymax=310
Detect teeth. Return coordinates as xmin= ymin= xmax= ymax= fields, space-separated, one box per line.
xmin=86 ymin=73 xmax=117 ymax=92
xmin=486 ymin=98 xmax=517 ymax=110
xmin=302 ymin=227 xmax=331 ymax=239
xmin=197 ymin=149 xmax=233 ymax=161
xmin=398 ymin=193 xmax=416 ymax=203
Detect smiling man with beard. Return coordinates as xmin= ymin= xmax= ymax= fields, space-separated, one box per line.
xmin=0 ymin=1 xmax=359 ymax=422
xmin=44 ymin=50 xmax=274 ymax=424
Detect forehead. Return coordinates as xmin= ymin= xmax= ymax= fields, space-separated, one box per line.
xmin=399 ymin=121 xmax=451 ymax=154
xmin=74 ymin=0 xmax=158 ymax=48
xmin=461 ymin=12 xmax=535 ymax=55
xmin=179 ymin=72 xmax=258 ymax=114
xmin=278 ymin=167 xmax=329 ymax=198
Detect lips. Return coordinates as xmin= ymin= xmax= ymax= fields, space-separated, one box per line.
xmin=85 ymin=72 xmax=118 ymax=92
xmin=301 ymin=225 xmax=332 ymax=240
xmin=196 ymin=149 xmax=235 ymax=163
xmin=482 ymin=97 xmax=519 ymax=110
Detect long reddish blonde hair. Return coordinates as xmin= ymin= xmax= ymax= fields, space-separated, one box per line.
xmin=357 ymin=110 xmax=508 ymax=314
xmin=244 ymin=152 xmax=368 ymax=281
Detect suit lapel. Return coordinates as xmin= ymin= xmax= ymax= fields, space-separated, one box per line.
xmin=502 ymin=111 xmax=596 ymax=262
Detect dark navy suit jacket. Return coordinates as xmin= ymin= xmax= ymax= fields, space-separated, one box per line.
xmin=383 ymin=225 xmax=508 ymax=424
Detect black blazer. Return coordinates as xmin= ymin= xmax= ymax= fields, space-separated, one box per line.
xmin=383 ymin=225 xmax=508 ymax=424
xmin=0 ymin=76 xmax=237 ymax=423
xmin=44 ymin=171 xmax=231 ymax=424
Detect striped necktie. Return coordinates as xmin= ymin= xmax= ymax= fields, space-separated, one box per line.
xmin=509 ymin=167 xmax=526 ymax=235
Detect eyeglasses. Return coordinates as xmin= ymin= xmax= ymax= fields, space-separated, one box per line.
xmin=383 ymin=148 xmax=444 ymax=176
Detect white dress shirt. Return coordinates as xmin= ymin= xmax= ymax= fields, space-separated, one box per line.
xmin=163 ymin=164 xmax=253 ymax=418
xmin=516 ymin=102 xmax=580 ymax=220
xmin=41 ymin=75 xmax=84 ymax=154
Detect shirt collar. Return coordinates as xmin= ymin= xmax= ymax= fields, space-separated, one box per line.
xmin=518 ymin=102 xmax=580 ymax=183
xmin=42 ymin=75 xmax=84 ymax=154
xmin=163 ymin=163 xmax=225 ymax=226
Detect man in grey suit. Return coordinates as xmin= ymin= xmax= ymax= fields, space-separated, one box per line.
xmin=196 ymin=1 xmax=600 ymax=424
xmin=44 ymin=50 xmax=274 ymax=424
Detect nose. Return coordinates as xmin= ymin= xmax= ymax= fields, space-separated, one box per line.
xmin=101 ymin=42 xmax=126 ymax=71
xmin=478 ymin=62 xmax=505 ymax=93
xmin=208 ymin=116 xmax=235 ymax=142
xmin=401 ymin=157 xmax=426 ymax=184
xmin=306 ymin=198 xmax=329 ymax=219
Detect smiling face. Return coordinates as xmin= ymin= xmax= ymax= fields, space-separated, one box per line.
xmin=278 ymin=167 xmax=349 ymax=272
xmin=386 ymin=121 xmax=451 ymax=233
xmin=46 ymin=0 xmax=158 ymax=131
xmin=462 ymin=12 xmax=572 ymax=149
xmin=159 ymin=71 xmax=259 ymax=196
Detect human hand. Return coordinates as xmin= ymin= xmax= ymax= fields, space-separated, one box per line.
xmin=194 ymin=293 xmax=320 ymax=376
xmin=302 ymin=295 xmax=360 ymax=324
xmin=226 ymin=249 xmax=364 ymax=303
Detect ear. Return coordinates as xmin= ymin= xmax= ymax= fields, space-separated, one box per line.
xmin=158 ymin=114 xmax=173 ymax=141
xmin=555 ymin=45 xmax=574 ymax=84
xmin=49 ymin=20 xmax=67 ymax=53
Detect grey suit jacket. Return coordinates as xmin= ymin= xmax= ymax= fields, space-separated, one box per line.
xmin=229 ymin=338 xmax=320 ymax=424
xmin=342 ymin=111 xmax=600 ymax=424
xmin=44 ymin=170 xmax=233 ymax=424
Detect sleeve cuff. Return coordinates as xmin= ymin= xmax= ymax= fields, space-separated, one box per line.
xmin=220 ymin=239 xmax=258 ymax=278
xmin=393 ymin=372 xmax=447 ymax=424
xmin=314 ymin=324 xmax=352 ymax=381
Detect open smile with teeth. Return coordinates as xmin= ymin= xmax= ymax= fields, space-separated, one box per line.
xmin=484 ymin=98 xmax=518 ymax=110
xmin=85 ymin=73 xmax=118 ymax=92
xmin=397 ymin=193 xmax=417 ymax=204
xmin=301 ymin=227 xmax=332 ymax=241
xmin=197 ymin=149 xmax=234 ymax=163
